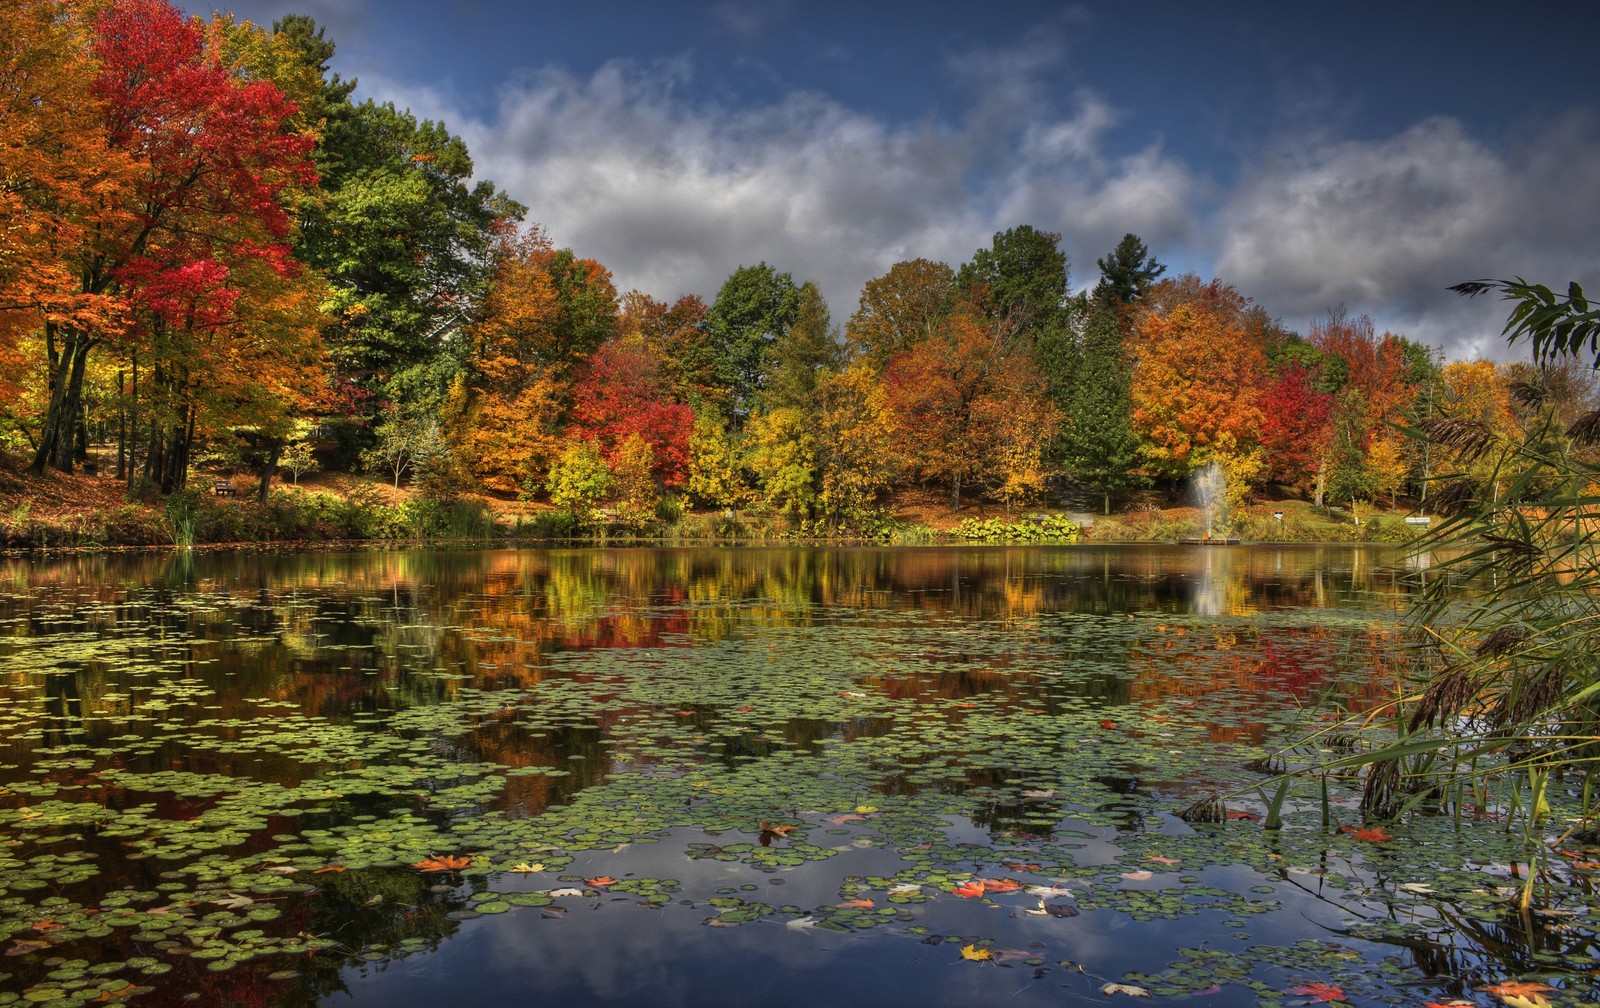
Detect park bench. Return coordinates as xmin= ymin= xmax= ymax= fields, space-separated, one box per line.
xmin=211 ymin=479 xmax=236 ymax=497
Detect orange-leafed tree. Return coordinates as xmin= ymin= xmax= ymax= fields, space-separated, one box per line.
xmin=455 ymin=226 xmax=568 ymax=495
xmin=0 ymin=0 xmax=135 ymax=420
xmin=1128 ymin=279 xmax=1267 ymax=485
xmin=27 ymin=0 xmax=318 ymax=475
xmin=883 ymin=312 xmax=1057 ymax=510
xmin=622 ymin=291 xmax=717 ymax=408
xmin=845 ymin=258 xmax=955 ymax=371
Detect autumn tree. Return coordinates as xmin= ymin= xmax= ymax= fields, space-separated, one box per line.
xmin=568 ymin=336 xmax=693 ymax=489
xmin=622 ymin=291 xmax=715 ymax=406
xmin=1258 ymin=362 xmax=1334 ymax=496
xmin=27 ymin=0 xmax=323 ymax=479
xmin=844 ymin=259 xmax=954 ymax=371
xmin=811 ymin=363 xmax=904 ymax=532
xmin=0 ymin=0 xmax=133 ymax=412
xmin=1128 ymin=278 xmax=1266 ymax=488
xmin=884 ymin=312 xmax=1058 ymax=510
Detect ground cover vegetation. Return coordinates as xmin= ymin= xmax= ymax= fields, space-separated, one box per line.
xmin=4 ymin=1 xmax=1599 ymax=549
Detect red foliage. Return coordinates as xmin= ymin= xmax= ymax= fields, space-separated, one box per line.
xmin=1259 ymin=364 xmax=1334 ymax=491
xmin=569 ymin=338 xmax=693 ymax=487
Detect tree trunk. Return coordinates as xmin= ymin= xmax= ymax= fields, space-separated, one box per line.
xmin=115 ymin=370 xmax=127 ymax=481
xmin=257 ymin=438 xmax=283 ymax=503
xmin=1103 ymin=490 xmax=1110 ymax=516
xmin=31 ymin=326 xmax=94 ymax=474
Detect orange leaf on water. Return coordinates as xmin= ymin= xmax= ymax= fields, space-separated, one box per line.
xmin=413 ymin=854 xmax=472 ymax=872
xmin=759 ymin=821 xmax=796 ymax=836
xmin=836 ymin=898 xmax=874 ymax=908
xmin=1286 ymin=981 xmax=1344 ymax=1002
xmin=313 ymin=865 xmax=347 ymax=874
xmin=1339 ymin=825 xmax=1393 ymax=843
xmin=585 ymin=876 xmax=617 ymax=888
xmin=950 ymin=880 xmax=987 ymax=898
xmin=981 ymin=878 xmax=1023 ymax=893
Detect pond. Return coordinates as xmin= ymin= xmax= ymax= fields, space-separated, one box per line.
xmin=0 ymin=545 xmax=1595 ymax=1007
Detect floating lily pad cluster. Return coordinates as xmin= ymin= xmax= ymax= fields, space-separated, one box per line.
xmin=0 ymin=549 xmax=1595 ymax=1007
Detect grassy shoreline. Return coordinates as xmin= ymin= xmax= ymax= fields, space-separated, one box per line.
xmin=1 ymin=466 xmax=1423 ymax=553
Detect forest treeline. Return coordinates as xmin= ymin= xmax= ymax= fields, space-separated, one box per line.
xmin=4 ymin=0 xmax=1596 ymax=537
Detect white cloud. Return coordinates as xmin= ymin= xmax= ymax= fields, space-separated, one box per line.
xmin=1215 ymin=115 xmax=1600 ymax=361
xmin=368 ymin=45 xmax=1200 ymax=322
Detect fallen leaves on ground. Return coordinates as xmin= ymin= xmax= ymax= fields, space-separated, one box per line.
xmin=413 ymin=854 xmax=472 ymax=872
xmin=1286 ymin=981 xmax=1345 ymax=1002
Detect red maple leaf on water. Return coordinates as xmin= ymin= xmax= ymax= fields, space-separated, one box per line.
xmin=1286 ymin=981 xmax=1344 ymax=1002
xmin=1338 ymin=825 xmax=1393 ymax=843
xmin=413 ymin=854 xmax=471 ymax=872
xmin=950 ymin=880 xmax=987 ymax=898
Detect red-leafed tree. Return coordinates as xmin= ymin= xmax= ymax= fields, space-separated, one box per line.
xmin=28 ymin=0 xmax=318 ymax=476
xmin=622 ymin=291 xmax=716 ymax=407
xmin=568 ymin=337 xmax=693 ymax=488
xmin=1259 ymin=363 xmax=1334 ymax=494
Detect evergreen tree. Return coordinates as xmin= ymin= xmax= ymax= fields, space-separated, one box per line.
xmin=1091 ymin=233 xmax=1166 ymax=308
xmin=1058 ymin=304 xmax=1141 ymax=514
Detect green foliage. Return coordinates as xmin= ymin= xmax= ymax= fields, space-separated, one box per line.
xmin=1091 ymin=233 xmax=1166 ymax=308
xmin=948 ymin=513 xmax=1080 ymax=543
xmin=1452 ymin=278 xmax=1600 ymax=366
xmin=1056 ymin=304 xmax=1142 ymax=511
xmin=704 ymin=263 xmax=802 ymax=415
xmin=546 ymin=441 xmax=614 ymax=518
xmin=955 ymin=225 xmax=1070 ymax=339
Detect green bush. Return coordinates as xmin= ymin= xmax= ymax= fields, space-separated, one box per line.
xmin=948 ymin=513 xmax=1080 ymax=543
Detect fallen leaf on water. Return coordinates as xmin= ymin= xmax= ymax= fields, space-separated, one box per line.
xmin=836 ymin=898 xmax=874 ymax=908
xmin=1026 ymin=885 xmax=1074 ymax=899
xmin=548 ymin=887 xmax=584 ymax=898
xmin=260 ymin=864 xmax=299 ymax=874
xmin=508 ymin=862 xmax=546 ymax=874
xmin=313 ymin=865 xmax=347 ymax=874
xmin=1482 ymin=980 xmax=1555 ymax=1008
xmin=584 ymin=876 xmax=617 ymax=888
xmin=1100 ymin=982 xmax=1151 ymax=997
xmin=6 ymin=940 xmax=51 ymax=956
xmin=1100 ymin=720 xmax=1118 ymax=730
xmin=950 ymin=880 xmax=987 ymax=898
xmin=1341 ymin=826 xmax=1393 ymax=843
xmin=1226 ymin=810 xmax=1262 ymax=821
xmin=786 ymin=917 xmax=819 ymax=931
xmin=1120 ymin=870 xmax=1154 ymax=881
xmin=959 ymin=944 xmax=992 ymax=961
xmin=826 ymin=814 xmax=866 ymax=825
xmin=413 ymin=854 xmax=472 ymax=872
xmin=854 ymin=805 xmax=877 ymax=814
xmin=30 ymin=921 xmax=59 ymax=932
xmin=1147 ymin=855 xmax=1180 ymax=865
xmin=212 ymin=893 xmax=255 ymax=910
xmin=982 ymin=878 xmax=1023 ymax=893
xmin=887 ymin=883 xmax=922 ymax=896
xmin=759 ymin=821 xmax=796 ymax=836
xmin=1286 ymin=981 xmax=1344 ymax=1002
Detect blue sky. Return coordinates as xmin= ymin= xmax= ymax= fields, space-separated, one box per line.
xmin=186 ymin=0 xmax=1600 ymax=362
